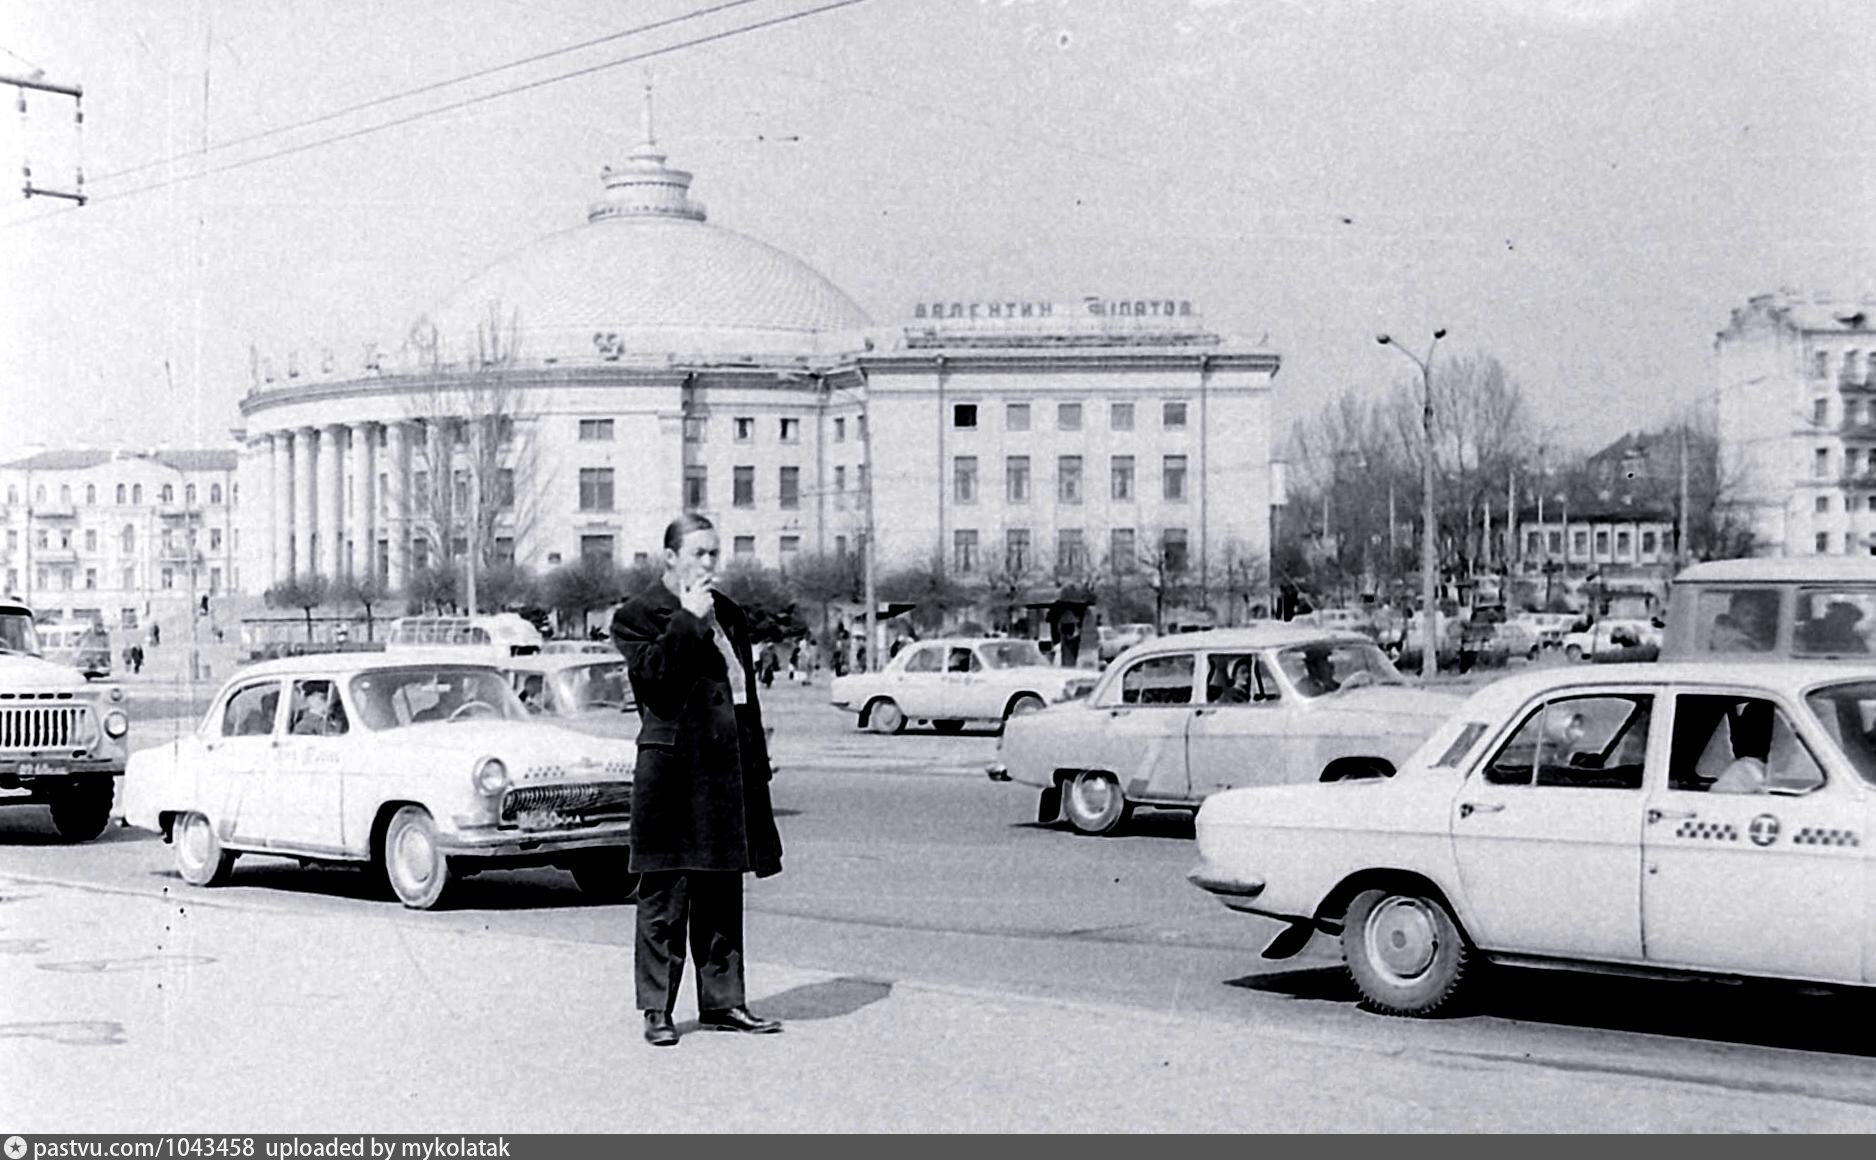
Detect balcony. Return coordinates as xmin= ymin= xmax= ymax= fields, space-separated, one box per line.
xmin=31 ymin=501 xmax=76 ymax=519
xmin=32 ymin=546 xmax=78 ymax=564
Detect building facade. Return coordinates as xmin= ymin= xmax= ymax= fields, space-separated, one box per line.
xmin=1716 ymin=290 xmax=1876 ymax=557
xmin=233 ymin=120 xmax=1280 ymax=615
xmin=0 ymin=449 xmax=241 ymax=628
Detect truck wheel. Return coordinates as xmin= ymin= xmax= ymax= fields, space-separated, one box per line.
xmin=173 ymin=811 xmax=236 ymax=886
xmin=1061 ymin=771 xmax=1132 ymax=836
xmin=1342 ymin=887 xmax=1471 ymax=1016
xmin=570 ymin=850 xmax=640 ymax=903
xmin=382 ymin=806 xmax=454 ymax=910
xmin=47 ymin=782 xmax=114 ymax=843
xmin=866 ymin=699 xmax=906 ymax=735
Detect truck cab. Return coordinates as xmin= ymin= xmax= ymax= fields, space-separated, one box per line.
xmin=1661 ymin=558 xmax=1876 ymax=662
xmin=0 ymin=599 xmax=131 ymax=840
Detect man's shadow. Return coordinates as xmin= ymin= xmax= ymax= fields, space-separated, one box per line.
xmin=674 ymin=975 xmax=893 ymax=1032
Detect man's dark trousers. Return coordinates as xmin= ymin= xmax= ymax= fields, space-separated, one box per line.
xmin=635 ymin=869 xmax=745 ymax=1013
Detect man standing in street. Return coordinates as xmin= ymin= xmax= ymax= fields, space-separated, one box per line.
xmin=610 ymin=513 xmax=784 ymax=1048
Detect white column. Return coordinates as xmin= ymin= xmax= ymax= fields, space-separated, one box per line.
xmin=386 ymin=421 xmax=410 ymax=591
xmin=349 ymin=423 xmax=376 ymax=582
xmin=318 ymin=425 xmax=344 ymax=580
xmin=292 ymin=427 xmax=316 ymax=580
xmin=270 ymin=432 xmax=292 ymax=585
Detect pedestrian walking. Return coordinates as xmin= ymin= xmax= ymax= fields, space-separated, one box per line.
xmin=609 ymin=513 xmax=784 ymax=1048
xmin=150 ymin=624 xmax=160 ymax=647
xmin=129 ymin=644 xmax=144 ymax=674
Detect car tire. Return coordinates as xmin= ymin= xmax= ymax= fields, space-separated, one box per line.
xmin=1061 ymin=770 xmax=1132 ymax=836
xmin=1003 ymin=693 xmax=1046 ymax=724
xmin=1341 ymin=887 xmax=1471 ymax=1017
xmin=382 ymin=806 xmax=454 ymax=910
xmin=932 ymin=720 xmax=966 ymax=734
xmin=173 ymin=811 xmax=236 ymax=887
xmin=47 ymin=782 xmax=113 ymax=843
xmin=866 ymin=698 xmax=906 ymax=735
xmin=569 ymin=850 xmax=640 ymax=904
xmin=1564 ymin=644 xmax=1583 ymax=662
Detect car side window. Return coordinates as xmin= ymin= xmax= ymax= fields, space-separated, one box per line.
xmin=902 ymin=646 xmax=942 ymax=674
xmin=1669 ymin=693 xmax=1824 ymax=796
xmin=1120 ymin=654 xmax=1195 ymax=705
xmin=221 ymin=682 xmax=280 ymax=738
xmin=1205 ymin=653 xmax=1277 ymax=705
xmin=1483 ymin=694 xmax=1650 ymax=790
xmin=288 ymin=678 xmax=349 ymax=737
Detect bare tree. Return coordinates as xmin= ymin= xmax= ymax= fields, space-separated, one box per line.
xmin=263 ymin=573 xmax=330 ymax=641
xmin=878 ymin=553 xmax=971 ymax=636
xmin=1216 ymin=537 xmax=1270 ymax=625
xmin=977 ymin=537 xmax=1049 ymax=634
xmin=329 ymin=571 xmax=388 ymax=642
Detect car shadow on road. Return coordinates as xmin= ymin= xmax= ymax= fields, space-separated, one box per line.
xmin=0 ymin=814 xmax=149 ymax=847
xmin=1010 ymin=809 xmax=1195 ymax=842
xmin=674 ymin=975 xmax=893 ymax=1033
xmin=145 ymin=861 xmax=605 ymax=911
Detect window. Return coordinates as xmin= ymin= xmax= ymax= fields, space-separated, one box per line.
xmin=1006 ymin=456 xmax=1031 ymax=503
xmin=1056 ymin=529 xmax=1086 ymax=576
xmin=1056 ymin=456 xmax=1083 ymax=504
xmin=1162 ymin=528 xmax=1189 ymax=574
xmin=834 ymin=465 xmax=847 ymax=506
xmin=578 ymin=418 xmax=614 ymax=441
xmin=209 ymin=483 xmax=222 ymax=505
xmin=120 ymin=526 xmax=134 ymax=553
xmin=493 ymin=538 xmax=514 ymax=567
xmin=953 ymin=456 xmax=979 ymax=503
xmin=1549 ymin=530 xmax=1564 ymax=555
xmin=1816 ymin=447 xmax=1831 ymax=478
xmin=1850 ymin=450 xmax=1863 ymax=476
xmin=1006 ymin=403 xmax=1030 ymax=432
xmin=84 ymin=529 xmax=97 ymax=552
xmin=161 ymin=568 xmax=174 ymax=590
xmin=944 ymin=646 xmax=982 ymax=674
xmin=1110 ymin=401 xmax=1134 ymax=431
xmin=684 ymin=465 xmax=707 ymax=509
xmin=120 ymin=567 xmax=133 ymax=591
xmin=1615 ymin=530 xmax=1632 ymax=557
xmin=580 ymin=535 xmax=615 ymax=562
xmin=953 ymin=403 xmax=978 ymax=429
xmin=83 ymin=568 xmax=96 ymax=590
xmin=578 ymin=468 xmax=615 ymax=512
xmin=288 ymin=679 xmax=349 ymax=737
xmin=222 ymin=682 xmax=281 ymax=737
xmin=84 ymin=484 xmax=95 ymax=505
xmin=733 ymin=466 xmax=755 ymax=508
xmin=895 ymin=644 xmax=939 ymax=673
xmin=836 ymin=535 xmax=848 ymax=558
xmin=185 ymin=484 xmax=197 ymax=505
xmin=1526 ymin=530 xmax=1543 ymax=555
xmin=1057 ymin=402 xmax=1082 ymax=431
xmin=779 ymin=417 xmax=800 ymax=443
xmin=1594 ymin=530 xmax=1610 ymax=556
xmin=1818 ymin=532 xmax=1831 ymax=553
xmin=210 ymin=528 xmax=222 ymax=551
xmin=780 ymin=535 xmax=800 ymax=564
xmin=132 ymin=484 xmax=142 ymax=505
xmin=452 ymin=469 xmax=470 ymax=511
xmin=1572 ymin=530 xmax=1588 ymax=556
xmin=834 ymin=417 xmax=846 ymax=443
xmin=733 ymin=535 xmax=756 ymax=558
xmin=115 ymin=484 xmax=125 ymax=504
xmin=1163 ymin=455 xmax=1188 ymax=501
xmin=1868 ymin=496 xmax=1876 ymax=513
xmin=779 ymin=466 xmax=801 ymax=510
xmin=1642 ymin=530 xmax=1658 ymax=554
xmin=160 ymin=484 xmax=174 ymax=504
xmin=1162 ymin=400 xmax=1188 ymax=429
xmin=413 ymin=471 xmax=430 ymax=514
xmin=1814 ymin=398 xmax=1829 ymax=424
xmin=379 ymin=474 xmax=389 ymax=519
xmin=1484 ymin=694 xmax=1651 ymax=789
xmin=1110 ymin=528 xmax=1136 ymax=570
xmin=1434 ymin=722 xmax=1491 ymax=767
xmin=1119 ymin=653 xmax=1194 ymax=705
xmin=1005 ymin=528 xmax=1031 ymax=573
xmin=1817 ymin=496 xmax=1831 ymax=513
xmin=1111 ymin=455 xmax=1134 ymax=501
xmin=497 ymin=468 xmax=515 ymax=510
xmin=35 ymin=529 xmax=47 ymax=550
xmin=953 ymin=529 xmax=979 ymax=574
xmin=1669 ymin=694 xmax=1822 ymax=795
xmin=59 ymin=485 xmax=70 ymax=505
xmin=734 ymin=417 xmax=755 ymax=442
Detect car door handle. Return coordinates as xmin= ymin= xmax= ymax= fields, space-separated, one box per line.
xmin=1647 ymin=807 xmax=1696 ymax=824
xmin=1458 ymin=801 xmax=1504 ymax=818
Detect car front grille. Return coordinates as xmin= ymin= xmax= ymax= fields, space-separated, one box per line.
xmin=499 ymin=780 xmax=633 ymax=824
xmin=0 ymin=703 xmax=95 ymax=751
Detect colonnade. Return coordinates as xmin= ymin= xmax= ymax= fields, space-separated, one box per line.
xmin=262 ymin=421 xmax=420 ymax=589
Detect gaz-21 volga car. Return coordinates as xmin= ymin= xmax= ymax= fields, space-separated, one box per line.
xmin=989 ymin=625 xmax=1462 ymax=835
xmin=502 ymin=652 xmax=638 ymax=740
xmin=830 ymin=637 xmax=1097 ymax=735
xmin=1189 ymin=663 xmax=1876 ymax=1015
xmin=122 ymin=652 xmax=637 ymax=909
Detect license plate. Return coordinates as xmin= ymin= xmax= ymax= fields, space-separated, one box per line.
xmin=515 ymin=809 xmax=575 ymax=831
xmin=19 ymin=761 xmax=66 ymax=778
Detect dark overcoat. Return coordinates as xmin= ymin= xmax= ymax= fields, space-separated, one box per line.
xmin=610 ymin=581 xmax=783 ymax=878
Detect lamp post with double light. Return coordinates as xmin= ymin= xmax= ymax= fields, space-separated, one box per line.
xmin=1377 ymin=329 xmax=1446 ymax=680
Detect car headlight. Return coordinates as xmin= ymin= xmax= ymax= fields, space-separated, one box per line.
xmin=102 ymin=709 xmax=129 ymax=738
xmin=473 ymin=757 xmax=510 ymax=796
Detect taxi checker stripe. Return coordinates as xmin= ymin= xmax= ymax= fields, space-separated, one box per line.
xmin=1794 ymin=827 xmax=1862 ymax=847
xmin=1675 ymin=820 xmax=1739 ymax=841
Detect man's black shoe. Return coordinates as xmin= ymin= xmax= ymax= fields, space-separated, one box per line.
xmin=643 ymin=1011 xmax=679 ymax=1047
xmin=699 ymin=1006 xmax=783 ymax=1034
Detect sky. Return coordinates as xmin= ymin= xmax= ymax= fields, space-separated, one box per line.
xmin=2 ymin=0 xmax=1873 ymax=466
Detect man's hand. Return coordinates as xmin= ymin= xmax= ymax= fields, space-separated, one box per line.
xmin=680 ymin=577 xmax=717 ymax=620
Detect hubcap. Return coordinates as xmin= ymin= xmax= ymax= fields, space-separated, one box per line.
xmin=179 ymin=816 xmax=209 ymax=869
xmin=394 ymin=824 xmax=436 ymax=888
xmin=1012 ymin=698 xmax=1042 ymax=716
xmin=1365 ymin=897 xmax=1438 ymax=982
xmin=1074 ymin=775 xmax=1115 ymax=819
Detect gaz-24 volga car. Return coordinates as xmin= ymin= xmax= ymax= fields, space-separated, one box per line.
xmin=1189 ymin=663 xmax=1876 ymax=1015
xmin=830 ymin=637 xmax=1097 ymax=734
xmin=121 ymin=653 xmax=637 ymax=909
xmin=989 ymin=626 xmax=1462 ymax=835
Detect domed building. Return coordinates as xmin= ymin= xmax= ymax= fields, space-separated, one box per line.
xmin=236 ymin=109 xmax=1281 ymax=620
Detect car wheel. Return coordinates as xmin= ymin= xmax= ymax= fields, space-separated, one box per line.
xmin=1061 ymin=771 xmax=1132 ymax=836
xmin=46 ymin=782 xmax=113 ymax=843
xmin=1341 ymin=887 xmax=1471 ymax=1017
xmin=569 ymin=850 xmax=640 ymax=904
xmin=382 ymin=806 xmax=454 ymax=910
xmin=173 ymin=811 xmax=236 ymax=887
xmin=932 ymin=720 xmax=966 ymax=734
xmin=1004 ymin=693 xmax=1046 ymax=723
xmin=1564 ymin=644 xmax=1583 ymax=662
xmin=866 ymin=698 xmax=906 ymax=735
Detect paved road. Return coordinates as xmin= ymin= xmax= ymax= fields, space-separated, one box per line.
xmin=9 ymin=675 xmax=1876 ymax=1128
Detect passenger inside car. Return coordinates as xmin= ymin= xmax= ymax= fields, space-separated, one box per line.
xmin=1704 ymin=590 xmax=1779 ymax=653
xmin=1671 ymin=695 xmax=1824 ymax=795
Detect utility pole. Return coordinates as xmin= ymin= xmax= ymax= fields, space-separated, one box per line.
xmin=857 ymin=371 xmax=879 ymax=673
xmin=1379 ymin=329 xmax=1447 ymax=680
xmin=464 ymin=423 xmax=479 ymax=618
xmin=1678 ymin=423 xmax=1691 ymax=567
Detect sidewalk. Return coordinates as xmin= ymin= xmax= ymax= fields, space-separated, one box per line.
xmin=5 ymin=875 xmax=1873 ymax=1133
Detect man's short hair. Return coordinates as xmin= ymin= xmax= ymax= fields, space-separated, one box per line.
xmin=663 ymin=512 xmax=716 ymax=552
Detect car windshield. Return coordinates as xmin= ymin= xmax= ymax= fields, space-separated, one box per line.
xmin=980 ymin=641 xmax=1047 ymax=669
xmin=1274 ymin=641 xmax=1403 ymax=698
xmin=550 ymin=661 xmax=631 ymax=711
xmin=0 ymin=613 xmax=41 ymax=656
xmin=347 ymin=666 xmax=526 ymax=730
xmin=1805 ymin=680 xmax=1876 ymax=785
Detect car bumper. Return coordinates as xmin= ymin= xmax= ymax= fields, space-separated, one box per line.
xmin=439 ymin=819 xmax=633 ymax=859
xmin=1186 ymin=859 xmax=1266 ymax=906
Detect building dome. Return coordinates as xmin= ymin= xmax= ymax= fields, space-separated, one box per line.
xmin=418 ymin=123 xmax=872 ymax=369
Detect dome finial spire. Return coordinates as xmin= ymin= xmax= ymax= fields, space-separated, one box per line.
xmin=642 ymin=70 xmax=655 ymax=148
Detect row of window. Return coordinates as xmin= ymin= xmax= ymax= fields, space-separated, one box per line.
xmin=7 ymin=564 xmax=226 ymax=594
xmin=589 ymin=415 xmax=872 ymax=446
xmin=1813 ymin=494 xmax=1876 ymax=514
xmin=953 ymin=454 xmax=1188 ymax=504
xmin=949 ymin=527 xmax=1188 ymax=576
xmin=1814 ymin=533 xmax=1876 ymax=556
xmin=951 ymin=400 xmax=1188 ymax=433
xmin=4 ymin=481 xmax=232 ymax=508
xmin=1814 ymin=446 xmax=1876 ymax=478
xmin=1523 ymin=527 xmax=1666 ymax=559
xmin=6 ymin=525 xmax=228 ymax=554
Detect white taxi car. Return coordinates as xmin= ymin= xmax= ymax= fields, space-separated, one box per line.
xmin=989 ymin=626 xmax=1461 ymax=835
xmin=830 ymin=637 xmax=1097 ymax=734
xmin=1190 ymin=663 xmax=1876 ymax=1015
xmin=502 ymin=653 xmax=637 ymax=740
xmin=122 ymin=653 xmax=637 ymax=909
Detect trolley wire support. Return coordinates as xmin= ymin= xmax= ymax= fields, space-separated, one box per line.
xmin=7 ymin=70 xmax=86 ymax=205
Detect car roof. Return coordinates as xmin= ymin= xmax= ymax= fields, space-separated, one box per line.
xmin=1674 ymin=558 xmax=1876 ymax=584
xmin=1453 ymin=661 xmax=1876 ymax=716
xmin=904 ymin=637 xmax=1041 ymax=650
xmin=500 ymin=652 xmax=624 ymax=672
xmin=1122 ymin=624 xmax=1372 ymax=654
xmin=226 ymin=650 xmax=509 ymax=681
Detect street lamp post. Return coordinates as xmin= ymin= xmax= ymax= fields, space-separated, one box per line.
xmin=1378 ymin=329 xmax=1446 ymax=680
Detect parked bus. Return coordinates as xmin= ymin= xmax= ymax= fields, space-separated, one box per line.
xmin=39 ymin=621 xmax=113 ymax=679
